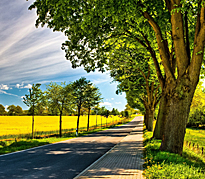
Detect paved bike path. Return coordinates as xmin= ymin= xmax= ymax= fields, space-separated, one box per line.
xmin=74 ymin=116 xmax=144 ymax=179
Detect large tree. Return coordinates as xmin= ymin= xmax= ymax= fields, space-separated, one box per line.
xmin=29 ymin=0 xmax=205 ymax=154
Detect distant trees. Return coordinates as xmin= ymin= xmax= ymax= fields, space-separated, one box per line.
xmin=71 ymin=77 xmax=102 ymax=135
xmin=45 ymin=82 xmax=74 ymax=137
xmin=0 ymin=104 xmax=6 ymax=115
xmin=83 ymin=84 xmax=102 ymax=131
xmin=0 ymin=77 xmax=129 ymax=137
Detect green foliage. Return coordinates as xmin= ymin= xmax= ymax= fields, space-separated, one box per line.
xmin=23 ymin=84 xmax=44 ymax=116
xmin=83 ymin=84 xmax=102 ymax=110
xmin=188 ymin=82 xmax=205 ymax=127
xmin=144 ymin=130 xmax=205 ymax=178
xmin=45 ymin=82 xmax=74 ymax=115
xmin=111 ymin=108 xmax=119 ymax=116
xmin=185 ymin=128 xmax=205 ymax=149
xmin=0 ymin=104 xmax=6 ymax=115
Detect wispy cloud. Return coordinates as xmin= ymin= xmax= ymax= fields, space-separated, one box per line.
xmin=0 ymin=89 xmax=19 ymax=97
xmin=0 ymin=0 xmax=85 ymax=84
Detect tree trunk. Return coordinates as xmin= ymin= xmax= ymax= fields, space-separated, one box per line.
xmin=76 ymin=106 xmax=81 ymax=136
xmin=32 ymin=115 xmax=34 ymax=139
xmin=153 ymin=94 xmax=167 ymax=139
xmin=147 ymin=109 xmax=154 ymax=131
xmin=160 ymin=77 xmax=196 ymax=155
xmin=59 ymin=111 xmax=62 ymax=137
xmin=87 ymin=107 xmax=90 ymax=131
xmin=144 ymin=112 xmax=148 ymax=129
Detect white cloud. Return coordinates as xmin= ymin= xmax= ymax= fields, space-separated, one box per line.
xmin=111 ymin=98 xmax=114 ymax=100
xmin=99 ymin=102 xmax=112 ymax=107
xmin=24 ymin=84 xmax=32 ymax=89
xmin=15 ymin=83 xmax=32 ymax=89
xmin=0 ymin=84 xmax=10 ymax=90
xmin=15 ymin=83 xmax=24 ymax=89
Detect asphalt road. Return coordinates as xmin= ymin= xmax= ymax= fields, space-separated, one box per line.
xmin=0 ymin=119 xmax=139 ymax=179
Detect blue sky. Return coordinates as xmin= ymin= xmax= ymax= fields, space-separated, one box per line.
xmin=0 ymin=0 xmax=127 ymax=111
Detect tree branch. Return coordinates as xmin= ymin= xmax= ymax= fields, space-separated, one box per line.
xmin=170 ymin=0 xmax=189 ymax=77
xmin=185 ymin=11 xmax=190 ymax=61
xmin=190 ymin=4 xmax=205 ymax=83
xmin=140 ymin=32 xmax=165 ymax=87
xmin=142 ymin=11 xmax=175 ymax=82
xmin=165 ymin=0 xmax=171 ymax=12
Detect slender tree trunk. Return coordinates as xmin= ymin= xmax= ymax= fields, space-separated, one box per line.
xmin=59 ymin=110 xmax=62 ymax=137
xmin=32 ymin=115 xmax=34 ymax=139
xmin=87 ymin=107 xmax=90 ymax=131
xmin=160 ymin=77 xmax=196 ymax=155
xmin=153 ymin=94 xmax=167 ymax=139
xmin=147 ymin=109 xmax=154 ymax=131
xmin=144 ymin=110 xmax=149 ymax=130
xmin=76 ymin=105 xmax=81 ymax=136
xmin=32 ymin=104 xmax=34 ymax=139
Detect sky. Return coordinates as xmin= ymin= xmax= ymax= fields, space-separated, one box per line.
xmin=0 ymin=0 xmax=127 ymax=112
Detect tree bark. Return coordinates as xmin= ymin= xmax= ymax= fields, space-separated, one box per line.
xmin=32 ymin=115 xmax=34 ymax=139
xmin=147 ymin=109 xmax=154 ymax=131
xmin=59 ymin=111 xmax=62 ymax=137
xmin=160 ymin=76 xmax=196 ymax=155
xmin=144 ymin=112 xmax=149 ymax=129
xmin=76 ymin=105 xmax=81 ymax=136
xmin=153 ymin=94 xmax=167 ymax=139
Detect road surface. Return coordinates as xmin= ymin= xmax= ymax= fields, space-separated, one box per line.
xmin=0 ymin=119 xmax=139 ymax=179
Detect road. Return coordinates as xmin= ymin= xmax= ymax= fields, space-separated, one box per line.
xmin=0 ymin=119 xmax=139 ymax=179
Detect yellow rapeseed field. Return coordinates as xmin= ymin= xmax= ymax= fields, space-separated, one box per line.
xmin=0 ymin=115 xmax=122 ymax=136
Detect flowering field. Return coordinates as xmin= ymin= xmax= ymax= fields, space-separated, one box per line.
xmin=0 ymin=115 xmax=122 ymax=137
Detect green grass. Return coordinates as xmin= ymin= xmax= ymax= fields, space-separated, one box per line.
xmin=185 ymin=127 xmax=205 ymax=148
xmin=0 ymin=117 xmax=134 ymax=155
xmin=143 ymin=129 xmax=205 ymax=178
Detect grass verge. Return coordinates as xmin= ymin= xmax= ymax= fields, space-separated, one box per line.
xmin=0 ymin=116 xmax=135 ymax=155
xmin=143 ymin=129 xmax=205 ymax=178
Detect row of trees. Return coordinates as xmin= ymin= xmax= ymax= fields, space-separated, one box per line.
xmin=29 ymin=0 xmax=205 ymax=155
xmin=0 ymin=105 xmax=24 ymax=116
xmin=23 ymin=77 xmax=102 ymax=138
xmin=0 ymin=104 xmax=122 ymax=117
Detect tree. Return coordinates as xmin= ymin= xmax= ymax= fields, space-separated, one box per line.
xmin=83 ymin=84 xmax=102 ymax=131
xmin=46 ymin=82 xmax=74 ymax=137
xmin=15 ymin=105 xmax=23 ymax=116
xmin=0 ymin=104 xmax=6 ymax=115
xmin=23 ymin=84 xmax=43 ymax=139
xmin=29 ymin=0 xmax=205 ymax=154
xmin=7 ymin=105 xmax=16 ymax=116
xmin=111 ymin=108 xmax=120 ymax=116
xmin=71 ymin=77 xmax=90 ymax=136
xmin=110 ymin=53 xmax=161 ymax=131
